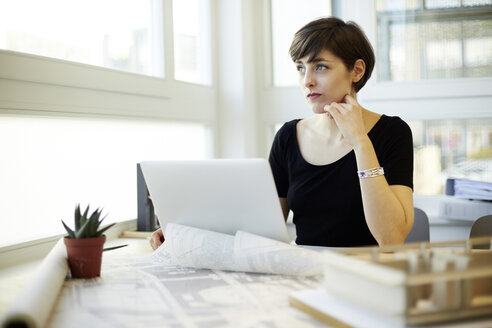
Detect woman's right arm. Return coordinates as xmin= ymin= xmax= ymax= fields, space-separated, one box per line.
xmin=149 ymin=228 xmax=165 ymax=250
xmin=279 ymin=197 xmax=289 ymax=221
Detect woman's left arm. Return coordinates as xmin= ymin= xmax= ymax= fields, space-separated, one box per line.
xmin=326 ymin=95 xmax=414 ymax=245
xmin=354 ymin=138 xmax=414 ymax=245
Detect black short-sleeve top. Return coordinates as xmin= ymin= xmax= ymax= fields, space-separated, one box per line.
xmin=268 ymin=115 xmax=413 ymax=247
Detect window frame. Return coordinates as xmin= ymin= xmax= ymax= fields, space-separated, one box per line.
xmin=257 ymin=0 xmax=492 ymax=162
xmin=0 ymin=0 xmax=218 ymax=251
xmin=376 ymin=4 xmax=492 ymax=81
xmin=331 ymin=0 xmax=492 ymax=121
xmin=258 ymin=0 xmax=492 ymax=216
xmin=0 ymin=0 xmax=216 ymax=121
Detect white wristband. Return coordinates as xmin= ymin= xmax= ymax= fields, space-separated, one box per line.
xmin=357 ymin=167 xmax=384 ymax=179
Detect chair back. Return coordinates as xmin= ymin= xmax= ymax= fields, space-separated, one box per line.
xmin=405 ymin=207 xmax=430 ymax=243
xmin=469 ymin=215 xmax=492 ymax=249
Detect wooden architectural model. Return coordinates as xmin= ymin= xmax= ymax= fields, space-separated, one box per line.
xmin=291 ymin=236 xmax=492 ymax=326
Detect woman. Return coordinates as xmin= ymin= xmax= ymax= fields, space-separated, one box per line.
xmin=150 ymin=17 xmax=414 ymax=250
xmin=269 ymin=17 xmax=414 ymax=247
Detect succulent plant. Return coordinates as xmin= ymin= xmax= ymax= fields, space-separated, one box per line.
xmin=62 ymin=204 xmax=115 ymax=238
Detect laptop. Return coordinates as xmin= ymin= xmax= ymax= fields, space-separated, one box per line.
xmin=140 ymin=158 xmax=291 ymax=243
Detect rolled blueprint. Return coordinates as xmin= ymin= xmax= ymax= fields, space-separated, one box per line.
xmin=156 ymin=223 xmax=324 ymax=276
xmin=1 ymin=238 xmax=68 ymax=328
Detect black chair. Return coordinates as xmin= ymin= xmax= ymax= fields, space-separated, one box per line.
xmin=405 ymin=207 xmax=430 ymax=243
xmin=137 ymin=163 xmax=158 ymax=231
xmin=469 ymin=215 xmax=492 ymax=249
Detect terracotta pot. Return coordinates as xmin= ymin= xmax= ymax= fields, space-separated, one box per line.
xmin=64 ymin=235 xmax=106 ymax=278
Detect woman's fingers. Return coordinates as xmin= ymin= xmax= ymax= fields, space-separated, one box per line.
xmin=342 ymin=93 xmax=358 ymax=105
xmin=149 ymin=228 xmax=165 ymax=250
xmin=331 ymin=102 xmax=348 ymax=115
xmin=324 ymin=102 xmax=347 ymax=120
xmin=324 ymin=99 xmax=366 ymax=146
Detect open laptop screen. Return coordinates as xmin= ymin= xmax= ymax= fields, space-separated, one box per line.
xmin=140 ymin=158 xmax=290 ymax=242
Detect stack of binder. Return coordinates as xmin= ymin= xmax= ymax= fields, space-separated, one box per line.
xmin=439 ymin=178 xmax=492 ymax=221
xmin=445 ymin=178 xmax=492 ymax=201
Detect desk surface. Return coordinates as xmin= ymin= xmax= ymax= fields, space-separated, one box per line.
xmin=45 ymin=238 xmax=326 ymax=328
xmin=3 ymin=236 xmax=491 ymax=328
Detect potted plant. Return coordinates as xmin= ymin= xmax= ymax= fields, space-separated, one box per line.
xmin=62 ymin=204 xmax=115 ymax=278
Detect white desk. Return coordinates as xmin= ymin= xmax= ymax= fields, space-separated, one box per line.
xmin=3 ymin=236 xmax=491 ymax=328
xmin=429 ymin=217 xmax=474 ymax=242
xmin=44 ymin=238 xmax=326 ymax=328
xmin=413 ymin=194 xmax=477 ymax=242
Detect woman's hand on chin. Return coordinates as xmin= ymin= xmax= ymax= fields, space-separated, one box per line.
xmin=323 ymin=94 xmax=367 ymax=147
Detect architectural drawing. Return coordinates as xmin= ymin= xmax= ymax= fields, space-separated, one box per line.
xmin=48 ymin=250 xmax=325 ymax=328
xmin=161 ymin=223 xmax=324 ymax=276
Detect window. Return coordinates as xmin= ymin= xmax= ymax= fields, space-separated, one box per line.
xmin=0 ymin=0 xmax=164 ymax=78
xmin=376 ymin=0 xmax=492 ymax=81
xmin=410 ymin=118 xmax=492 ymax=194
xmin=0 ymin=115 xmax=209 ymax=247
xmin=370 ymin=1 xmax=492 ymax=195
xmin=270 ymin=0 xmax=331 ymax=87
xmin=0 ymin=0 xmax=216 ymax=248
xmin=173 ymin=0 xmax=212 ymax=84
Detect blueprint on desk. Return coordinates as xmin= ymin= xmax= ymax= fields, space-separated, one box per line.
xmin=161 ymin=223 xmax=324 ymax=276
xmin=47 ymin=249 xmax=325 ymax=328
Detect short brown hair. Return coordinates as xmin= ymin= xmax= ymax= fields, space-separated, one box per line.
xmin=289 ymin=17 xmax=375 ymax=93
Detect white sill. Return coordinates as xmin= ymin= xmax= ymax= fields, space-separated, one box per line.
xmin=0 ymin=219 xmax=137 ymax=270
